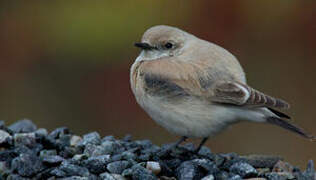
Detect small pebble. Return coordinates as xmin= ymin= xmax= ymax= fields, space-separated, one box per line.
xmin=11 ymin=153 xmax=43 ymax=177
xmin=81 ymin=132 xmax=101 ymax=146
xmin=70 ymin=135 xmax=82 ymax=147
xmin=107 ymin=160 xmax=131 ymax=174
xmin=0 ymin=120 xmax=314 ymax=179
xmin=175 ymin=161 xmax=203 ymax=180
xmin=131 ymin=164 xmax=157 ymax=180
xmin=272 ymin=160 xmax=294 ymax=173
xmin=8 ymin=119 xmax=37 ymax=133
xmin=303 ymin=160 xmax=316 ymax=179
xmin=42 ymin=155 xmax=64 ymax=165
xmin=35 ymin=128 xmax=48 ymax=137
xmin=49 ymin=127 xmax=70 ymax=139
xmin=83 ymin=155 xmax=110 ymax=174
xmin=0 ymin=161 xmax=9 ymax=176
xmin=40 ymin=149 xmax=57 ymax=157
xmin=241 ymin=155 xmax=282 ymax=169
xmin=59 ymin=161 xmax=90 ymax=177
xmin=201 ymin=174 xmax=215 ymax=180
xmin=0 ymin=129 xmax=11 ymax=145
xmin=14 ymin=133 xmax=36 ymax=147
xmin=146 ymin=161 xmax=161 ymax=175
xmin=230 ymin=162 xmax=257 ymax=178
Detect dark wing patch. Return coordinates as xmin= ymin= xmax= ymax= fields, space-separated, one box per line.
xmin=144 ymin=73 xmax=189 ymax=99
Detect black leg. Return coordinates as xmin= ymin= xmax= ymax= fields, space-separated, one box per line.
xmin=174 ymin=136 xmax=188 ymax=148
xmin=194 ymin=137 xmax=209 ymax=153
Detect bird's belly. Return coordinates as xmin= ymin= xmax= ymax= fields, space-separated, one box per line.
xmin=138 ymin=95 xmax=238 ymax=138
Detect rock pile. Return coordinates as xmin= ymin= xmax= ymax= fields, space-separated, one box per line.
xmin=0 ymin=120 xmax=315 ymax=180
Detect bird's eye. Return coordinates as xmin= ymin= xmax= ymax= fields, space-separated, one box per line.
xmin=164 ymin=42 xmax=173 ymax=49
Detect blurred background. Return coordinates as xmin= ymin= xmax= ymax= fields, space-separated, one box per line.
xmin=1 ymin=0 xmax=315 ymax=168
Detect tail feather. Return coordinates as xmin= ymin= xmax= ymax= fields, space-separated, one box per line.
xmin=267 ymin=117 xmax=316 ymax=141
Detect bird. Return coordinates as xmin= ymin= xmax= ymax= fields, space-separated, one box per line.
xmin=130 ymin=25 xmax=315 ymax=152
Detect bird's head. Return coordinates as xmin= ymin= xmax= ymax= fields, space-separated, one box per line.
xmin=134 ymin=25 xmax=194 ymax=61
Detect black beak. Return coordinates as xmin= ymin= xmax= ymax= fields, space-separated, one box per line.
xmin=134 ymin=42 xmax=154 ymax=50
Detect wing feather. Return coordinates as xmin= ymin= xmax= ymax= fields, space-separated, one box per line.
xmin=212 ymin=81 xmax=290 ymax=109
xmin=137 ymin=59 xmax=290 ymax=109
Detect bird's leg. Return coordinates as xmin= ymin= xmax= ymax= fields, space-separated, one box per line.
xmin=173 ymin=136 xmax=188 ymax=148
xmin=194 ymin=137 xmax=209 ymax=153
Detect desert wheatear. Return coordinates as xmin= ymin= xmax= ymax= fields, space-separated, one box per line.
xmin=130 ymin=25 xmax=315 ymax=152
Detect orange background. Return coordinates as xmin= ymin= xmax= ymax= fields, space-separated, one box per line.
xmin=1 ymin=1 xmax=315 ymax=168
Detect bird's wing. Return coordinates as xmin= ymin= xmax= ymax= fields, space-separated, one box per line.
xmin=211 ymin=81 xmax=290 ymax=109
xmin=138 ymin=59 xmax=290 ymax=109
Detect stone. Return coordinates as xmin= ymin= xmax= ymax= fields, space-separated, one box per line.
xmin=241 ymin=155 xmax=283 ymax=169
xmin=6 ymin=174 xmax=29 ymax=180
xmin=101 ymin=140 xmax=124 ymax=155
xmin=272 ymin=160 xmax=294 ymax=173
xmin=40 ymin=149 xmax=57 ymax=157
xmin=121 ymin=151 xmax=137 ymax=161
xmin=11 ymin=153 xmax=43 ymax=177
xmin=122 ymin=134 xmax=132 ymax=142
xmin=59 ymin=146 xmax=81 ymax=158
xmin=175 ymin=161 xmax=203 ymax=180
xmin=8 ymin=119 xmax=37 ymax=133
xmin=303 ymin=160 xmax=316 ymax=179
xmin=102 ymin=135 xmax=115 ymax=142
xmin=111 ymin=174 xmax=127 ymax=180
xmin=146 ymin=161 xmax=161 ymax=175
xmin=201 ymin=174 xmax=215 ymax=180
xmin=35 ymin=128 xmax=48 ymax=137
xmin=59 ymin=176 xmax=89 ymax=180
xmin=42 ymin=155 xmax=64 ymax=166
xmin=0 ymin=129 xmax=12 ymax=145
xmin=49 ymin=127 xmax=70 ymax=139
xmin=107 ymin=160 xmax=131 ymax=174
xmin=228 ymin=174 xmax=243 ymax=180
xmin=14 ymin=133 xmax=36 ymax=147
xmin=135 ymin=139 xmax=153 ymax=149
xmin=192 ymin=159 xmax=218 ymax=174
xmin=50 ymin=167 xmax=67 ymax=177
xmin=59 ymin=161 xmax=90 ymax=177
xmin=265 ymin=172 xmax=288 ymax=180
xmin=0 ymin=161 xmax=9 ymax=176
xmin=83 ymin=144 xmax=106 ymax=157
xmin=229 ymin=162 xmax=257 ymax=178
xmin=100 ymin=172 xmax=116 ymax=180
xmin=0 ymin=120 xmax=4 ymax=128
xmin=70 ymin=135 xmax=82 ymax=147
xmin=131 ymin=164 xmax=157 ymax=180
xmin=83 ymin=155 xmax=110 ymax=174
xmin=214 ymin=171 xmax=230 ymax=180
xmin=72 ymin=154 xmax=88 ymax=161
xmin=197 ymin=146 xmax=213 ymax=157
xmin=81 ymin=132 xmax=101 ymax=145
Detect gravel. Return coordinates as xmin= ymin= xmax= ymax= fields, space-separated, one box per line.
xmin=0 ymin=119 xmax=315 ymax=180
